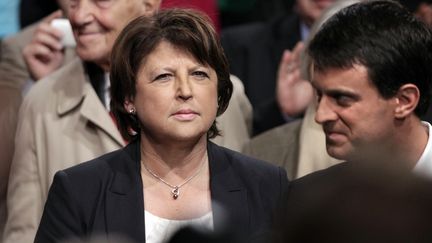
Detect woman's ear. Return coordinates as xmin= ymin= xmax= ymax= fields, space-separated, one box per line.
xmin=394 ymin=84 xmax=420 ymax=119
xmin=124 ymin=99 xmax=135 ymax=114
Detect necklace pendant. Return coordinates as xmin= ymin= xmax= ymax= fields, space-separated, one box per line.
xmin=172 ymin=187 xmax=179 ymax=200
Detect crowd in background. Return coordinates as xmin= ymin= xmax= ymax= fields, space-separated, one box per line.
xmin=0 ymin=0 xmax=297 ymax=39
xmin=1 ymin=0 xmax=432 ymax=242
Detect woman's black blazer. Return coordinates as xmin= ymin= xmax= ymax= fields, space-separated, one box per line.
xmin=35 ymin=140 xmax=289 ymax=243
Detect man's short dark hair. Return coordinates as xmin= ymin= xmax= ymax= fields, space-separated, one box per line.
xmin=308 ymin=0 xmax=432 ymax=117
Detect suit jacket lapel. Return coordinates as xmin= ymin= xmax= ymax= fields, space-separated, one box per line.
xmin=208 ymin=142 xmax=249 ymax=234
xmin=105 ymin=141 xmax=145 ymax=242
xmin=55 ymin=59 xmax=124 ymax=147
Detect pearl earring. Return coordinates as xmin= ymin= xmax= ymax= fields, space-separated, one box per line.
xmin=129 ymin=108 xmax=136 ymax=114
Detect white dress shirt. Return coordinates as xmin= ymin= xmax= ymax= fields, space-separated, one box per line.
xmin=413 ymin=121 xmax=432 ymax=178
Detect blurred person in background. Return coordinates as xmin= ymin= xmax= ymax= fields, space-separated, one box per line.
xmin=34 ymin=9 xmax=289 ymax=243
xmin=218 ymin=0 xmax=295 ymax=28
xmin=399 ymin=0 xmax=432 ymax=27
xmin=0 ymin=0 xmax=73 ymax=91
xmin=399 ymin=0 xmax=432 ymax=122
xmin=0 ymin=0 xmax=72 ymax=239
xmin=221 ymin=0 xmax=336 ymax=136
xmin=3 ymin=0 xmax=161 ymax=242
xmin=161 ymin=0 xmax=220 ymax=32
xmin=0 ymin=85 xmax=20 ymax=242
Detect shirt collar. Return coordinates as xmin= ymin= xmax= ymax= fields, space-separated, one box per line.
xmin=413 ymin=121 xmax=432 ymax=178
xmin=300 ymin=21 xmax=310 ymax=41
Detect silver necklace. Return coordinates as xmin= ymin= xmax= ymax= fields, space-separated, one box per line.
xmin=142 ymin=158 xmax=206 ymax=200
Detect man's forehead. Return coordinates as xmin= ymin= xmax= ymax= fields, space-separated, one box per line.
xmin=311 ymin=65 xmax=372 ymax=91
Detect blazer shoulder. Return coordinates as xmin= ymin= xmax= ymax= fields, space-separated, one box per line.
xmin=291 ymin=162 xmax=349 ymax=192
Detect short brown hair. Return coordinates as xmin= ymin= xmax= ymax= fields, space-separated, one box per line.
xmin=110 ymin=8 xmax=233 ymax=141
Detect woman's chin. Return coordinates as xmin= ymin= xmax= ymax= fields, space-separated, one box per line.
xmin=161 ymin=130 xmax=208 ymax=144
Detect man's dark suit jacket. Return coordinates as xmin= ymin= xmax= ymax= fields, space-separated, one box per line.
xmin=221 ymin=14 xmax=302 ymax=135
xmin=283 ymin=162 xmax=432 ymax=242
xmin=34 ymin=140 xmax=289 ymax=243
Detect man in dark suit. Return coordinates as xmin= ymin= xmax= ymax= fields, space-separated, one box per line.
xmin=221 ymin=0 xmax=336 ymax=135
xmin=284 ymin=1 xmax=432 ymax=240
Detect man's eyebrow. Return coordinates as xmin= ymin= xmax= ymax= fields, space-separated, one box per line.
xmin=311 ymin=79 xmax=361 ymax=99
xmin=325 ymin=89 xmax=360 ymax=99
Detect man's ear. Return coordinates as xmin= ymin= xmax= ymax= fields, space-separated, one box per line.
xmin=142 ymin=0 xmax=161 ymax=16
xmin=394 ymin=84 xmax=420 ymax=119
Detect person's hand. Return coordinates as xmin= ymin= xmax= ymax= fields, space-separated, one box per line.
xmin=276 ymin=41 xmax=313 ymax=117
xmin=23 ymin=10 xmax=65 ymax=81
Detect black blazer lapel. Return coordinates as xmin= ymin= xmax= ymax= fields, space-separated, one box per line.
xmin=105 ymin=141 xmax=146 ymax=243
xmin=208 ymin=142 xmax=249 ymax=234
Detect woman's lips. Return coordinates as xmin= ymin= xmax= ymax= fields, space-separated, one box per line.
xmin=172 ymin=110 xmax=198 ymax=121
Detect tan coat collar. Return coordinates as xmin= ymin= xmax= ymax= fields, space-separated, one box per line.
xmin=56 ymin=58 xmax=125 ymax=147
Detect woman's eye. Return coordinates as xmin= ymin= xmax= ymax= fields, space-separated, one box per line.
xmin=192 ymin=71 xmax=209 ymax=79
xmin=154 ymin=73 xmax=172 ymax=82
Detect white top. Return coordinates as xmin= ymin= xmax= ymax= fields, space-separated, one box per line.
xmin=144 ymin=210 xmax=214 ymax=243
xmin=413 ymin=121 xmax=432 ymax=178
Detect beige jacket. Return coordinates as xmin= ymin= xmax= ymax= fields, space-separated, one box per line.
xmin=242 ymin=104 xmax=341 ymax=180
xmin=212 ymin=75 xmax=252 ymax=151
xmin=0 ymin=23 xmax=76 ymax=241
xmin=3 ymin=59 xmax=125 ymax=243
xmin=0 ymin=85 xmax=21 ymax=241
